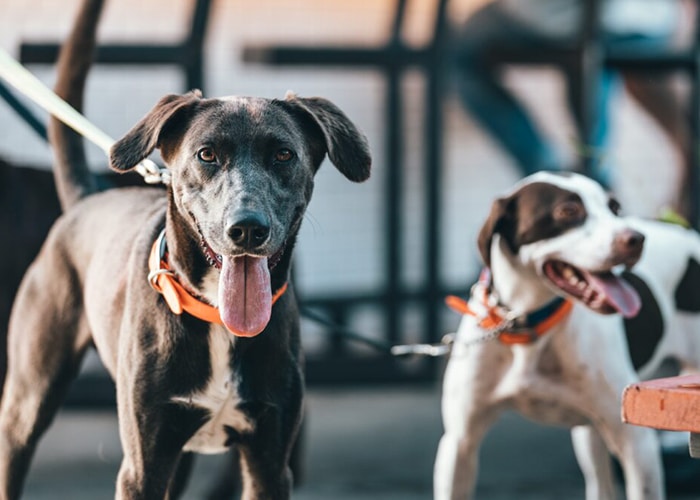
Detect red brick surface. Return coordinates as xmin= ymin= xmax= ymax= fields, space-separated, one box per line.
xmin=622 ymin=375 xmax=700 ymax=433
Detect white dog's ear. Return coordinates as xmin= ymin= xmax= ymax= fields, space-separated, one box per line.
xmin=477 ymin=196 xmax=515 ymax=267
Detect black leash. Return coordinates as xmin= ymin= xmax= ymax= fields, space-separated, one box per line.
xmin=300 ymin=306 xmax=455 ymax=358
xmin=300 ymin=307 xmax=394 ymax=354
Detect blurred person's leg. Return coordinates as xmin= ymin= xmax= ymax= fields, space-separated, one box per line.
xmin=450 ymin=3 xmax=564 ymax=176
xmin=624 ymin=75 xmax=691 ymax=218
xmin=565 ymin=68 xmax=620 ymax=189
xmin=620 ymin=0 xmax=694 ymax=220
xmin=564 ymin=32 xmax=682 ymax=197
xmin=611 ymin=32 xmax=688 ymax=217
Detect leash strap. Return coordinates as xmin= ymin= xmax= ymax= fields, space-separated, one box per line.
xmin=299 ymin=306 xmax=455 ymax=358
xmin=147 ymin=230 xmax=288 ymax=330
xmin=0 ymin=48 xmax=169 ymax=184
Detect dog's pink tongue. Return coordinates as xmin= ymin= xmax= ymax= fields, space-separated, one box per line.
xmin=587 ymin=271 xmax=642 ymax=319
xmin=218 ymin=255 xmax=271 ymax=337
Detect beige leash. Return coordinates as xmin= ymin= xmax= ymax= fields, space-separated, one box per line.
xmin=0 ymin=48 xmax=168 ymax=184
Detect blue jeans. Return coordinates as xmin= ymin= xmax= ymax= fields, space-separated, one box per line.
xmin=451 ymin=2 xmax=673 ymax=187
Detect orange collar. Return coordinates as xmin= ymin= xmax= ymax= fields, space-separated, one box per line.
xmin=147 ymin=229 xmax=288 ymax=333
xmin=445 ymin=269 xmax=573 ymax=345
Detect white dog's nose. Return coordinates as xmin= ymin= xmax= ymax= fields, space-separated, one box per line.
xmin=614 ymin=228 xmax=645 ymax=263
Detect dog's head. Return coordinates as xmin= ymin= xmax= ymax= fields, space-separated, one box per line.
xmin=478 ymin=172 xmax=643 ymax=318
xmin=109 ymin=90 xmax=371 ymax=336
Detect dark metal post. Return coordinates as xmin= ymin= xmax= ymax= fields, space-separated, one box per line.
xmin=423 ymin=0 xmax=448 ymax=345
xmin=384 ymin=0 xmax=408 ymax=346
xmin=690 ymin=1 xmax=700 ymax=229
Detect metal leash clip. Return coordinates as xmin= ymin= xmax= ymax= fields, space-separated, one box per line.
xmin=135 ymin=158 xmax=171 ymax=185
xmin=390 ymin=333 xmax=455 ymax=357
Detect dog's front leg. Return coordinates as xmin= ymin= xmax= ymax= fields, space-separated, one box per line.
xmin=577 ymin=371 xmax=664 ymax=500
xmin=238 ymin=439 xmax=292 ymax=500
xmin=434 ymin=410 xmax=499 ymax=500
xmin=605 ymin=424 xmax=664 ymax=500
xmin=434 ymin=342 xmax=503 ymax=500
xmin=236 ymin=372 xmax=303 ymax=500
xmin=571 ymin=425 xmax=616 ymax=500
xmin=114 ymin=374 xmax=206 ymax=499
xmin=236 ymin=406 xmax=300 ymax=500
xmin=115 ymin=403 xmax=204 ymax=499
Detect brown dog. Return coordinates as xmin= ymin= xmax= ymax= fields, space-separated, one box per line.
xmin=0 ymin=1 xmax=371 ymax=498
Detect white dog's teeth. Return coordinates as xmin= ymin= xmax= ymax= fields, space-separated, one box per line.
xmin=563 ymin=267 xmax=581 ymax=287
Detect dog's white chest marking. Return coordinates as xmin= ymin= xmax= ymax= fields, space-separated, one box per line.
xmin=200 ymin=267 xmax=220 ymax=307
xmin=492 ymin=341 xmax=590 ymax=426
xmin=493 ymin=345 xmax=546 ymax=400
xmin=172 ymin=326 xmax=253 ymax=454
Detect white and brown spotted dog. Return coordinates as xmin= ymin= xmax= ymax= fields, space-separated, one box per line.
xmin=434 ymin=171 xmax=700 ymax=500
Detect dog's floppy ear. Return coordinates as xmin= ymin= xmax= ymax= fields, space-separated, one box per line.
xmin=283 ymin=92 xmax=371 ymax=182
xmin=109 ymin=90 xmax=202 ymax=172
xmin=477 ymin=195 xmax=516 ymax=268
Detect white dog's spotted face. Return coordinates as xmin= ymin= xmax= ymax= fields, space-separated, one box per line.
xmin=478 ymin=172 xmax=644 ymax=317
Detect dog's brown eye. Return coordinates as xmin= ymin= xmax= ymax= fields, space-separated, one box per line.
xmin=197 ymin=147 xmax=217 ymax=163
xmin=275 ymin=149 xmax=294 ymax=163
xmin=554 ymin=202 xmax=585 ymax=222
xmin=608 ymin=198 xmax=621 ymax=215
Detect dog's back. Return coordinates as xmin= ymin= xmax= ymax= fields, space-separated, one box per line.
xmin=625 ymin=217 xmax=700 ymax=375
xmin=0 ymin=158 xmax=147 ymax=393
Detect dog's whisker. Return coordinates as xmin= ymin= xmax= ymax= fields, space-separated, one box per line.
xmin=302 ymin=211 xmax=323 ymax=236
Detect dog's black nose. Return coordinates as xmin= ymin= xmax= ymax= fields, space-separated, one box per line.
xmin=227 ymin=212 xmax=270 ymax=250
xmin=614 ymin=228 xmax=645 ymax=257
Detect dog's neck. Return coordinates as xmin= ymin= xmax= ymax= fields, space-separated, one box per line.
xmin=164 ymin=195 xmax=210 ymax=295
xmin=488 ymin=236 xmax=559 ymax=316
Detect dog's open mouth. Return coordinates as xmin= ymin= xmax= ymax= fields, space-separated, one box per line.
xmin=199 ymin=235 xmax=286 ymax=337
xmin=199 ymin=238 xmax=285 ymax=272
xmin=542 ymin=260 xmax=641 ymax=318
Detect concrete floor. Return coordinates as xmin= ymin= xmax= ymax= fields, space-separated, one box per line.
xmin=16 ymin=385 xmax=700 ymax=499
